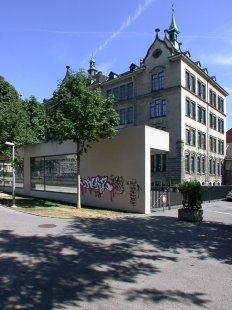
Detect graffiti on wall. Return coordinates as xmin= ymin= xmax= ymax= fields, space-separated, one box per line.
xmin=81 ymin=175 xmax=115 ymax=201
xmin=81 ymin=174 xmax=142 ymax=206
xmin=110 ymin=174 xmax=125 ymax=194
xmin=127 ymin=179 xmax=142 ymax=207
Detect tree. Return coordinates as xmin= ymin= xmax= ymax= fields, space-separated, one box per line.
xmin=46 ymin=70 xmax=119 ymax=208
xmin=0 ymin=76 xmax=46 ymax=157
xmin=23 ymin=96 xmax=46 ymax=142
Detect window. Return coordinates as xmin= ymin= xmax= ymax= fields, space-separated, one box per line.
xmin=113 ymin=88 xmax=119 ymax=102
xmin=155 ymin=154 xmax=166 ymax=172
xmin=192 ymin=129 xmax=196 ymax=146
xmin=221 ymin=141 xmax=224 ymax=155
xmin=201 ymin=84 xmax=206 ymax=100
xmin=31 ymin=157 xmax=45 ymax=190
xmin=185 ymin=153 xmax=190 ymax=172
xmin=197 ymin=156 xmax=201 ymax=173
xmin=186 ymin=127 xmax=195 ymax=146
xmin=213 ymin=160 xmax=216 ymax=175
xmin=197 ymin=131 xmax=206 ymax=150
xmin=213 ymin=137 xmax=217 ymax=153
xmin=186 ymin=71 xmax=190 ymax=89
xmin=190 ymin=154 xmax=195 ymax=173
xmin=186 ymin=98 xmax=196 ymax=119
xmin=120 ymin=85 xmax=127 ymax=100
xmin=209 ymin=159 xmax=212 ymax=175
xmin=198 ymin=131 xmax=202 ymax=148
xmin=202 ymin=157 xmax=205 ymax=174
xmin=31 ymin=155 xmax=77 ymax=192
xmin=202 ymin=133 xmax=206 ymax=150
xmin=185 ymin=71 xmax=196 ymax=92
xmin=0 ymin=159 xmax=24 ymax=188
xmin=106 ymin=89 xmax=112 ymax=98
xmin=218 ymin=118 xmax=224 ymax=134
xmin=209 ymin=89 xmax=216 ymax=107
xmin=210 ymin=136 xmax=217 ymax=153
xmin=198 ymin=80 xmax=206 ymax=100
xmin=127 ymin=83 xmax=133 ymax=99
xmin=198 ymin=105 xmax=206 ymax=124
xmin=191 ymin=75 xmax=196 ymax=93
xmin=218 ymin=139 xmax=225 ymax=155
xmin=152 ymin=72 xmax=165 ymax=91
xmin=159 ymin=72 xmax=165 ymax=89
xmin=218 ymin=96 xmax=224 ymax=113
xmin=209 ymin=112 xmax=217 ymax=130
xmin=119 ymin=108 xmax=126 ymax=125
xmin=150 ymin=99 xmax=167 ymax=118
xmin=186 ymin=128 xmax=191 ymax=145
xmin=127 ymin=107 xmax=134 ymax=124
xmin=119 ymin=107 xmax=134 ymax=125
xmin=217 ymin=162 xmax=220 ymax=176
xmin=218 ymin=139 xmax=221 ymax=154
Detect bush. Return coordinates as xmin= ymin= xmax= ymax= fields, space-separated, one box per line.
xmin=178 ymin=180 xmax=203 ymax=210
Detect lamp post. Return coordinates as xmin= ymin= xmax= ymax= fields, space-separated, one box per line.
xmin=5 ymin=142 xmax=16 ymax=207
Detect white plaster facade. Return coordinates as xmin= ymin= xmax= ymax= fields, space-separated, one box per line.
xmin=17 ymin=126 xmax=169 ymax=214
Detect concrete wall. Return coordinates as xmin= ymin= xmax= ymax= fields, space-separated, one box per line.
xmin=17 ymin=125 xmax=169 ymax=214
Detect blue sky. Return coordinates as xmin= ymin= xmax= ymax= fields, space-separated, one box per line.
xmin=0 ymin=0 xmax=232 ymax=129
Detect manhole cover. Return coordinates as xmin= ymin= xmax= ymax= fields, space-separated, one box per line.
xmin=38 ymin=224 xmax=57 ymax=228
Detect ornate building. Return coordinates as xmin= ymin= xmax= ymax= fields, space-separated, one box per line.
xmin=45 ymin=14 xmax=228 ymax=186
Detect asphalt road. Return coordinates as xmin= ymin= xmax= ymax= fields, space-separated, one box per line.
xmin=0 ymin=200 xmax=231 ymax=310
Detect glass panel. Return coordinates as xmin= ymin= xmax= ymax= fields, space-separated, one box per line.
xmin=127 ymin=107 xmax=134 ymax=123
xmin=44 ymin=155 xmax=77 ymax=193
xmin=113 ymin=88 xmax=119 ymax=102
xmin=0 ymin=161 xmax=11 ymax=187
xmin=120 ymin=85 xmax=127 ymax=100
xmin=31 ymin=157 xmax=45 ymax=191
xmin=15 ymin=159 xmax=24 ymax=188
xmin=127 ymin=83 xmax=133 ymax=99
xmin=120 ymin=108 xmax=126 ymax=124
xmin=152 ymin=74 xmax=158 ymax=91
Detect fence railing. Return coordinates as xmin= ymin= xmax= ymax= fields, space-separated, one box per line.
xmin=151 ymin=185 xmax=232 ymax=210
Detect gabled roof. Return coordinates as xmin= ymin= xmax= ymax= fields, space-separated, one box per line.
xmin=226 ymin=128 xmax=232 ymax=143
xmin=226 ymin=143 xmax=232 ymax=159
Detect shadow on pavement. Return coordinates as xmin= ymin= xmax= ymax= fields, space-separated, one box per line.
xmin=1 ymin=214 xmax=231 ymax=309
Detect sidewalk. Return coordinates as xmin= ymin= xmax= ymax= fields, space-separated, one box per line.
xmin=0 ymin=199 xmax=231 ymax=309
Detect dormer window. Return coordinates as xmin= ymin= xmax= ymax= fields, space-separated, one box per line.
xmin=108 ymin=71 xmax=118 ymax=80
xmin=129 ymin=63 xmax=138 ymax=71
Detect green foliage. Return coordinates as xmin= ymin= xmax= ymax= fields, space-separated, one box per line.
xmin=46 ymin=70 xmax=119 ymax=157
xmin=178 ymin=180 xmax=203 ymax=210
xmin=0 ymin=76 xmax=46 ymax=157
xmin=23 ymin=96 xmax=46 ymax=142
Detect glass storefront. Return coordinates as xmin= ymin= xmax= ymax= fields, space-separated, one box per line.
xmin=0 ymin=159 xmax=24 ymax=189
xmin=31 ymin=154 xmax=77 ymax=193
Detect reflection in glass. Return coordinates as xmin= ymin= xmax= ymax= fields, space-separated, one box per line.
xmin=0 ymin=159 xmax=24 ymax=188
xmin=31 ymin=155 xmax=77 ymax=193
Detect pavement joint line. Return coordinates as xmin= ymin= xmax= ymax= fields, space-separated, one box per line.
xmin=204 ymin=209 xmax=232 ymax=215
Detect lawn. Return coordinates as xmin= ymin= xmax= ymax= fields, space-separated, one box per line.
xmin=0 ymin=194 xmax=130 ymax=219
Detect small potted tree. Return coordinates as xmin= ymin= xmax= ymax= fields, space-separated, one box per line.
xmin=178 ymin=180 xmax=204 ymax=222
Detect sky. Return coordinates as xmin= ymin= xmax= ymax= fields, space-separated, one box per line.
xmin=0 ymin=0 xmax=232 ymax=129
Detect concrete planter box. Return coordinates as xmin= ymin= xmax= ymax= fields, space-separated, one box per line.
xmin=178 ymin=208 xmax=203 ymax=222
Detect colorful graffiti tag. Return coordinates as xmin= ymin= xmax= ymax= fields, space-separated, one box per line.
xmin=80 ymin=175 xmax=142 ymax=206
xmin=80 ymin=175 xmax=115 ymax=201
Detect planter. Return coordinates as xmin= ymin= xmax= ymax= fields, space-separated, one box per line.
xmin=178 ymin=208 xmax=203 ymax=222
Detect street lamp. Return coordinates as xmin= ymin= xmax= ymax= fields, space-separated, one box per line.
xmin=5 ymin=142 xmax=16 ymax=207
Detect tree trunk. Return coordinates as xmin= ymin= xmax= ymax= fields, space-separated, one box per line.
xmin=76 ymin=145 xmax=81 ymax=209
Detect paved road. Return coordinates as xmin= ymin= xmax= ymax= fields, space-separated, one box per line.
xmin=0 ymin=201 xmax=231 ymax=310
